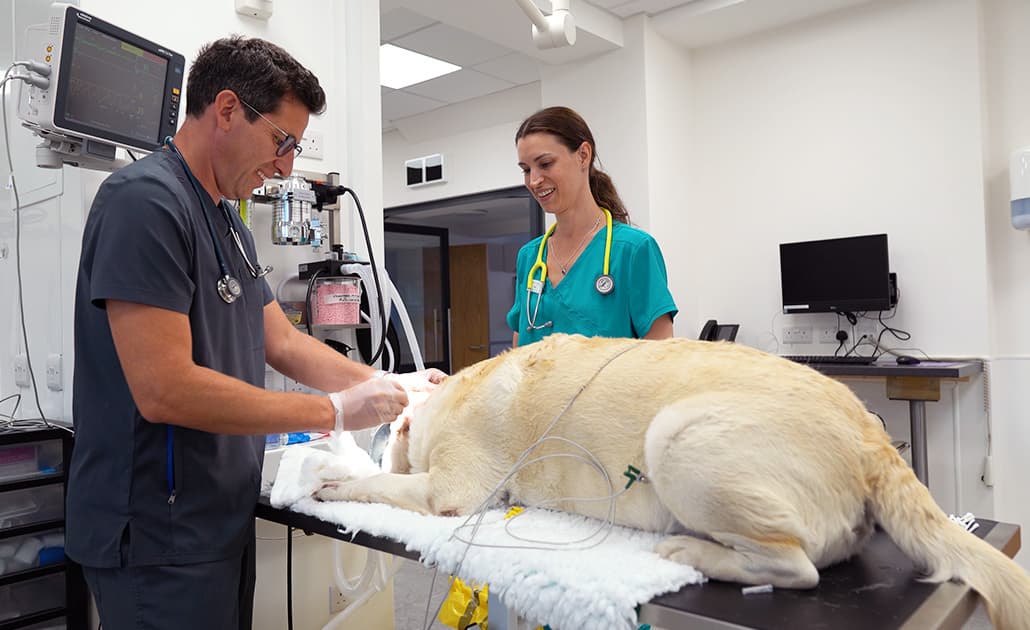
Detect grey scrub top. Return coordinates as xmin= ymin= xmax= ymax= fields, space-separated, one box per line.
xmin=67 ymin=149 xmax=272 ymax=568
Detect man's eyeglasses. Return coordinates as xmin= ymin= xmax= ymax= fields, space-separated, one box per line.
xmin=238 ymin=97 xmax=303 ymax=158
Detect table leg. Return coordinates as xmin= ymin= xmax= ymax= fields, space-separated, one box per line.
xmin=909 ymin=400 xmax=928 ymax=486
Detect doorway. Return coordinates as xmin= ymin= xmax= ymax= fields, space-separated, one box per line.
xmin=384 ymin=186 xmax=542 ymax=373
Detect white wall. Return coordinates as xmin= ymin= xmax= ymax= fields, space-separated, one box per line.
xmin=687 ymin=0 xmax=989 ymax=354
xmin=382 ymin=82 xmax=538 ymax=209
xmin=541 ymin=16 xmax=651 ymax=231
xmin=641 ymin=19 xmax=695 ymax=333
xmin=981 ymin=0 xmax=1030 ymax=566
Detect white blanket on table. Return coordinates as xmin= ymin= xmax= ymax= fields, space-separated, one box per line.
xmin=270 ymin=443 xmax=705 ymax=630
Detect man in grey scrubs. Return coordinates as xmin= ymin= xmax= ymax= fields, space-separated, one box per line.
xmin=66 ymin=36 xmax=438 ymax=629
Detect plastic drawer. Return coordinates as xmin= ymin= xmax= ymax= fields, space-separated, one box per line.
xmin=0 ymin=486 xmax=64 ymax=531
xmin=0 ymin=441 xmax=62 ymax=483
xmin=0 ymin=573 xmax=64 ymax=622
xmin=0 ymin=528 xmax=65 ymax=576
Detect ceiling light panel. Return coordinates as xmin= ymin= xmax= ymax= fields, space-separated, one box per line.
xmin=380 ymin=44 xmax=461 ymax=90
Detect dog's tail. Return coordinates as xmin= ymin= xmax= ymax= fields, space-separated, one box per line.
xmin=867 ymin=441 xmax=1030 ymax=629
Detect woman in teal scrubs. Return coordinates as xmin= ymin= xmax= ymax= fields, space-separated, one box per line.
xmin=507 ymin=106 xmax=677 ymax=347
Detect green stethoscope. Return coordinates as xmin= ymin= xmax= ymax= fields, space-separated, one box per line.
xmin=525 ymin=208 xmax=615 ymax=331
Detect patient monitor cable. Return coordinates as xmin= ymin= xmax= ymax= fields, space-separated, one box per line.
xmin=2 ymin=64 xmax=66 ymax=432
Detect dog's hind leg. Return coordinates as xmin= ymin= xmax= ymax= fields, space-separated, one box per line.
xmin=656 ymin=533 xmax=819 ymax=588
xmin=644 ymin=394 xmax=823 ymax=588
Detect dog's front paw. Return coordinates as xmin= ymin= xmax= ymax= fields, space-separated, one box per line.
xmin=315 ymin=481 xmax=350 ymax=502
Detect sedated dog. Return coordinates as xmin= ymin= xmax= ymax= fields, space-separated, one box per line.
xmin=318 ymin=333 xmax=1030 ymax=628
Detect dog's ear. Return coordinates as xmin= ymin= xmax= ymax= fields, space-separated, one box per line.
xmin=399 ymin=414 xmax=412 ymax=436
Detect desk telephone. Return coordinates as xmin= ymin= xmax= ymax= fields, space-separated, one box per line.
xmin=699 ymin=320 xmax=739 ymax=342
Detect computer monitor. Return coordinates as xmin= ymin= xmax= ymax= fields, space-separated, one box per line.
xmin=779 ymin=234 xmax=893 ymax=314
xmin=19 ymin=4 xmax=185 ymax=153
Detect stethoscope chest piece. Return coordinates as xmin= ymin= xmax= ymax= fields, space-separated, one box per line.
xmin=595 ymin=274 xmax=614 ymax=295
xmin=218 ymin=275 xmax=242 ymax=304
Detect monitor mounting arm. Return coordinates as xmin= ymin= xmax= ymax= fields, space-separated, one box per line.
xmin=513 ymin=0 xmax=576 ymax=49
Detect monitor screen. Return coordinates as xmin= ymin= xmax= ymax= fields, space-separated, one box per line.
xmin=49 ymin=6 xmax=184 ymax=151
xmin=779 ymin=234 xmax=892 ymax=314
xmin=61 ymin=21 xmax=167 ymax=145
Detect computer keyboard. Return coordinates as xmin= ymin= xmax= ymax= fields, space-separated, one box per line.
xmin=781 ymin=355 xmax=876 ymax=365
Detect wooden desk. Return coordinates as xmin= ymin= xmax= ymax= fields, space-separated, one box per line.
xmin=799 ymin=361 xmax=982 ymax=485
xmin=255 ymin=497 xmax=1017 ymax=630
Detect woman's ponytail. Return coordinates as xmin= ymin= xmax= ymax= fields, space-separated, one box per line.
xmin=588 ymin=167 xmax=629 ymax=223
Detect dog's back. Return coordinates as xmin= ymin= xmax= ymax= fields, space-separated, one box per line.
xmin=407 ymin=335 xmax=870 ymax=528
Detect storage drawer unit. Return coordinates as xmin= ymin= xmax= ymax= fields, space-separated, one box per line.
xmin=0 ymin=427 xmax=86 ymax=630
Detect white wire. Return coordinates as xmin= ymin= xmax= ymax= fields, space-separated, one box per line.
xmin=2 ymin=67 xmax=63 ymax=432
xmin=450 ymin=441 xmax=631 ymax=550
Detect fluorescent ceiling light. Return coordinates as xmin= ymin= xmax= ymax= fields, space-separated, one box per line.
xmin=380 ymin=44 xmax=461 ymax=89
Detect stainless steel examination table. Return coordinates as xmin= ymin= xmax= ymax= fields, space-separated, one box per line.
xmin=256 ymin=495 xmax=1020 ymax=629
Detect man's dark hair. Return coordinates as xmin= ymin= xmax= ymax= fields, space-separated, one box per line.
xmin=185 ymin=36 xmax=326 ymax=119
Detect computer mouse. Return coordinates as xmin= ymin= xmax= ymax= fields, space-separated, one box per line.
xmin=895 ymin=355 xmax=921 ymax=365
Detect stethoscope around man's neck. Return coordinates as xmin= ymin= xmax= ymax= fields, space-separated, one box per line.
xmin=164 ymin=137 xmax=272 ymax=304
xmin=525 ymin=207 xmax=615 ymax=331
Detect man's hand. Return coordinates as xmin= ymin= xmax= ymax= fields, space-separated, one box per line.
xmin=328 ymin=377 xmax=408 ymax=433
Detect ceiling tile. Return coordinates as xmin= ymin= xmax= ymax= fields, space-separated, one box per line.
xmin=381 ymin=7 xmax=438 ymax=42
xmin=404 ymin=69 xmax=515 ymax=104
xmin=381 ymin=87 xmax=448 ymax=121
xmin=393 ymin=22 xmax=514 ymax=67
xmin=472 ymin=53 xmax=540 ymax=85
xmin=588 ymin=0 xmax=634 ymax=8
xmin=600 ymin=0 xmax=705 ymax=18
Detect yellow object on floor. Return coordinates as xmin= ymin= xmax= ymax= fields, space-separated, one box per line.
xmin=438 ymin=577 xmax=489 ymax=630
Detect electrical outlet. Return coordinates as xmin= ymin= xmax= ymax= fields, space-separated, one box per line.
xmin=284 ymin=377 xmax=307 ymax=394
xmin=265 ymin=367 xmax=282 ymax=392
xmin=13 ymin=354 xmax=30 ymax=388
xmin=46 ymin=354 xmax=62 ymax=391
xmin=300 ymin=131 xmax=323 ymax=160
xmin=817 ymin=327 xmax=840 ymax=344
xmin=782 ymin=326 xmax=812 ymax=344
xmin=857 ymin=323 xmax=877 ymax=341
xmin=329 ymin=585 xmax=349 ymax=613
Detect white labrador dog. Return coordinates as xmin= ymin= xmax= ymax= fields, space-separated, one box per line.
xmin=318 ymin=334 xmax=1030 ymax=628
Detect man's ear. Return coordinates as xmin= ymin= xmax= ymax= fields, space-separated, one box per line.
xmin=211 ymin=89 xmax=240 ymax=131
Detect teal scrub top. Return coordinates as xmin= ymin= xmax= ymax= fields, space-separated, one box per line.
xmin=507 ymin=221 xmax=678 ymax=346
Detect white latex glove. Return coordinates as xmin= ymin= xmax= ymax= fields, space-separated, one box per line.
xmin=384 ymin=368 xmax=447 ymax=393
xmin=327 ymin=376 xmax=408 ymax=437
